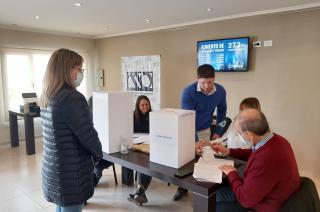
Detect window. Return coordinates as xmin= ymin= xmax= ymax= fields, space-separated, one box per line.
xmin=4 ymin=53 xmax=50 ymax=110
xmin=0 ymin=48 xmax=89 ymax=122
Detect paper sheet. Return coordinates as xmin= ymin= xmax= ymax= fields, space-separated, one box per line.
xmin=193 ymin=163 xmax=223 ymax=183
xmin=193 ymin=151 xmax=234 ymax=183
xmin=133 ymin=133 xmax=149 ymax=138
xmin=201 ymin=146 xmax=215 ymax=162
xmin=133 ymin=134 xmax=150 ymax=144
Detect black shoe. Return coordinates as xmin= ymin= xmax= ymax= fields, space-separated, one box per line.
xmin=127 ymin=185 xmax=148 ymax=206
xmin=173 ymin=187 xmax=188 ymax=201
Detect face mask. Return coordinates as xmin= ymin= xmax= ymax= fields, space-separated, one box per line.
xmin=74 ymin=71 xmax=84 ymax=87
xmin=237 ymin=132 xmax=252 ymax=147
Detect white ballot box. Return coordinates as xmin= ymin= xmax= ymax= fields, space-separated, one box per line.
xmin=150 ymin=108 xmax=195 ymax=168
xmin=93 ymin=91 xmax=133 ymax=154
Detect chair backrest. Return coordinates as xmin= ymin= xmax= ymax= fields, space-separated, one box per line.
xmin=210 ymin=116 xmax=232 ymax=139
xmin=281 ymin=177 xmax=320 ymax=212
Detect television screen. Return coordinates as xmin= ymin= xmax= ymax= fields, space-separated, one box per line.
xmin=197 ymin=37 xmax=249 ymax=72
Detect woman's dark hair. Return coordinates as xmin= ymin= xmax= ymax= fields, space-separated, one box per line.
xmin=197 ymin=64 xmax=215 ymax=78
xmin=134 ymin=95 xmax=152 ymax=122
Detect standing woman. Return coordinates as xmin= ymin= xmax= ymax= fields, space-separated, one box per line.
xmin=40 ymin=49 xmax=102 ymax=212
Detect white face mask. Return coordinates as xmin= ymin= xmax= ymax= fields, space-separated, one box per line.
xmin=74 ymin=71 xmax=84 ymax=87
xmin=237 ymin=132 xmax=252 ymax=147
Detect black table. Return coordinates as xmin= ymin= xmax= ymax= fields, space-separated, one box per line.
xmin=103 ymin=150 xmax=221 ymax=212
xmin=9 ymin=110 xmax=40 ymax=155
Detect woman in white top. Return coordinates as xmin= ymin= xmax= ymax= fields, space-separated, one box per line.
xmin=221 ymin=97 xmax=261 ymax=149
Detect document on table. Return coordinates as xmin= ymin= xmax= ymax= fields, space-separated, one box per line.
xmin=133 ymin=134 xmax=149 ymax=144
xmin=193 ymin=146 xmax=234 ymax=183
xmin=133 ymin=133 xmax=148 ymax=138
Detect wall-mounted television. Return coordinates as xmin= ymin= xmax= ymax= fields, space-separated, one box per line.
xmin=197 ymin=37 xmax=249 ymax=72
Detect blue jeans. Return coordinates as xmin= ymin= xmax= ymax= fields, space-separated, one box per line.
xmin=56 ymin=204 xmax=83 ymax=212
xmin=138 ymin=172 xmax=152 ymax=190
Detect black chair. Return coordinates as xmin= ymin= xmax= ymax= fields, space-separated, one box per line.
xmin=210 ymin=116 xmax=232 ymax=140
xmin=280 ymin=177 xmax=320 ymax=212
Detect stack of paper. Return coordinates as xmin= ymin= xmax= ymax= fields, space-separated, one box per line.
xmin=132 ymin=134 xmax=150 ymax=153
xmin=133 ymin=134 xmax=149 ymax=144
xmin=193 ymin=146 xmax=233 ymax=183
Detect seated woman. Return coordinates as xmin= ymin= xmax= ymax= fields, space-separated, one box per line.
xmin=129 ymin=95 xmax=208 ymax=205
xmin=221 ymin=97 xmax=261 ymax=148
xmin=128 ymin=95 xmax=152 ymax=205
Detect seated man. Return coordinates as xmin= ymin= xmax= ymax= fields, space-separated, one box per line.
xmin=212 ymin=109 xmax=300 ymax=211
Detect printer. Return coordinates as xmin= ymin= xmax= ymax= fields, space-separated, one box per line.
xmin=20 ymin=92 xmax=40 ymax=113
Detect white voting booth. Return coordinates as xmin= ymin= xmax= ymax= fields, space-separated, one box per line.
xmin=150 ymin=108 xmax=195 ymax=168
xmin=93 ymin=91 xmax=133 ymax=154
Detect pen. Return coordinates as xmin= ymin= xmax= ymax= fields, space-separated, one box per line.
xmin=211 ymin=137 xmax=227 ymax=145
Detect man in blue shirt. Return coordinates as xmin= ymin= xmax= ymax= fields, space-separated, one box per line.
xmin=173 ymin=64 xmax=227 ymax=201
xmin=181 ymin=64 xmax=227 ymax=141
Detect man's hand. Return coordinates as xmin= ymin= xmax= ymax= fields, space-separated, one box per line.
xmin=211 ymin=143 xmax=230 ymax=155
xmin=212 ymin=133 xmax=221 ymax=140
xmin=218 ymin=165 xmax=236 ymax=175
xmin=195 ymin=140 xmax=210 ymax=155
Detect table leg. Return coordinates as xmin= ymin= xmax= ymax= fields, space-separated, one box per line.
xmin=9 ymin=112 xmax=19 ymax=147
xmin=24 ymin=116 xmax=35 ymax=155
xmin=193 ymin=192 xmax=216 ymax=212
xmin=121 ymin=167 xmax=133 ymax=186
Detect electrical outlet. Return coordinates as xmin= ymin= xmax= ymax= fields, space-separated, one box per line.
xmin=253 ymin=41 xmax=261 ymax=48
xmin=96 ymin=69 xmax=104 ymax=87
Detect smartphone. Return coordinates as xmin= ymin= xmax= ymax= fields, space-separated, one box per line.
xmin=175 ymin=168 xmax=193 ymax=178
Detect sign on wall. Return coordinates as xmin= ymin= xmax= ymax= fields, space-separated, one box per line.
xmin=121 ymin=55 xmax=160 ymax=110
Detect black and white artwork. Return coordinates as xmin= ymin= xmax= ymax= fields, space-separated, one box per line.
xmin=122 ymin=55 xmax=160 ymax=109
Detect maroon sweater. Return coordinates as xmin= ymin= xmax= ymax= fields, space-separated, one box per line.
xmin=228 ymin=133 xmax=300 ymax=212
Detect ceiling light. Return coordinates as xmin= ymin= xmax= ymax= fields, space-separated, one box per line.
xmin=146 ymin=19 xmax=151 ymax=22
xmin=74 ymin=2 xmax=82 ymax=7
xmin=207 ymin=8 xmax=213 ymax=11
xmin=35 ymin=16 xmax=40 ymax=19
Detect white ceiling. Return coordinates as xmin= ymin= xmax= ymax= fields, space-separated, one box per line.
xmin=0 ymin=0 xmax=319 ymax=39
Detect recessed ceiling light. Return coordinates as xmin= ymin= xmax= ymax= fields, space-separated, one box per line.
xmin=207 ymin=8 xmax=213 ymax=11
xmin=35 ymin=16 xmax=40 ymax=19
xmin=74 ymin=2 xmax=82 ymax=7
xmin=146 ymin=19 xmax=151 ymax=22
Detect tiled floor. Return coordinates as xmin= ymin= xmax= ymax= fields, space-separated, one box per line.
xmin=0 ymin=139 xmax=193 ymax=212
xmin=0 ymin=139 xmax=319 ymax=212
